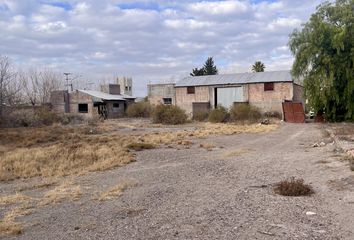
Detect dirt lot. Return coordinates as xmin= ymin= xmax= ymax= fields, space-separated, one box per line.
xmin=1 ymin=121 xmax=354 ymax=239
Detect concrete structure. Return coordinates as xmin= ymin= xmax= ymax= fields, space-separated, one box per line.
xmin=117 ymin=77 xmax=133 ymax=96
xmin=100 ymin=77 xmax=133 ymax=97
xmin=147 ymin=83 xmax=175 ymax=105
xmin=50 ymin=84 xmax=135 ymax=119
xmin=174 ymin=70 xmax=303 ymax=117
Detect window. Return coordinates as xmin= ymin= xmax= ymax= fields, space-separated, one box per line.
xmin=125 ymin=86 xmax=129 ymax=91
xmin=264 ymin=82 xmax=274 ymax=91
xmin=187 ymin=86 xmax=195 ymax=94
xmin=113 ymin=103 xmax=120 ymax=108
xmin=163 ymin=98 xmax=172 ymax=105
xmin=78 ymin=104 xmax=88 ymax=113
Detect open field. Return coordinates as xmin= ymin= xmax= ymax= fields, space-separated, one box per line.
xmin=1 ymin=120 xmax=354 ymax=239
xmin=0 ymin=119 xmax=276 ymax=237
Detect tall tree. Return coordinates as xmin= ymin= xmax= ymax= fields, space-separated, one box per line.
xmin=289 ymin=0 xmax=354 ymax=121
xmin=190 ymin=68 xmax=205 ymax=76
xmin=252 ymin=61 xmax=265 ymax=72
xmin=203 ymin=57 xmax=218 ymax=75
xmin=190 ymin=57 xmax=218 ymax=76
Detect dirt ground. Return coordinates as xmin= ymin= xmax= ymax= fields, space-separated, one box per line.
xmin=1 ymin=122 xmax=354 ymax=239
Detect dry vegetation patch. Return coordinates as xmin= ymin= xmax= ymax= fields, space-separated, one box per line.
xmin=274 ymin=178 xmax=314 ymax=196
xmin=0 ymin=124 xmax=134 ymax=181
xmin=127 ymin=142 xmax=155 ymax=151
xmin=223 ymin=149 xmax=251 ymax=158
xmin=39 ymin=181 xmax=82 ymax=206
xmin=98 ymin=181 xmax=137 ymax=201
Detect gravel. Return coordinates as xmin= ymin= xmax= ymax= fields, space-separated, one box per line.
xmin=4 ymin=123 xmax=354 ymax=240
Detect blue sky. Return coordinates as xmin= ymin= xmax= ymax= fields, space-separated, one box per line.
xmin=0 ymin=0 xmax=326 ymax=96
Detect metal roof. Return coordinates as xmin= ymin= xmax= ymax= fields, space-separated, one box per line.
xmin=175 ymin=70 xmax=293 ymax=87
xmin=78 ymin=90 xmax=135 ymax=101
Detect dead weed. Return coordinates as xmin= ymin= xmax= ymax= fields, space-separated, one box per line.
xmin=274 ymin=177 xmax=314 ymax=196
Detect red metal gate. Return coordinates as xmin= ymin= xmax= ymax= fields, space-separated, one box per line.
xmin=282 ymin=101 xmax=305 ymax=123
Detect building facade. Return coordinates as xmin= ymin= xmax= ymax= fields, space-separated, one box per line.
xmin=50 ymin=84 xmax=135 ymax=119
xmin=147 ymin=83 xmax=175 ymax=105
xmin=171 ymin=70 xmax=303 ymax=117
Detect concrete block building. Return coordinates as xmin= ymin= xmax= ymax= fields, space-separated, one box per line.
xmin=50 ymin=84 xmax=135 ymax=119
xmin=164 ymin=70 xmax=303 ymax=117
xmin=147 ymin=83 xmax=175 ymax=105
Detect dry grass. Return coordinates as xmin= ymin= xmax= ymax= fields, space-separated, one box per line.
xmin=274 ymin=177 xmax=314 ymax=196
xmin=199 ymin=143 xmax=215 ymax=151
xmin=0 ymin=121 xmax=276 ymax=181
xmin=98 ymin=181 xmax=137 ymax=201
xmin=0 ymin=193 xmax=31 ymax=206
xmin=0 ymin=201 xmax=34 ymax=236
xmin=0 ymin=124 xmax=134 ymax=181
xmin=223 ymin=149 xmax=251 ymax=158
xmin=39 ymin=181 xmax=82 ymax=206
xmin=127 ymin=142 xmax=155 ymax=151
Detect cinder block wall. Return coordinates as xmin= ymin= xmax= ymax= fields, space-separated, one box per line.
xmin=175 ymin=86 xmax=210 ymax=116
xmin=69 ymin=91 xmax=95 ymax=117
xmin=247 ymin=82 xmax=293 ymax=113
xmin=50 ymin=90 xmax=67 ymax=113
xmin=148 ymin=84 xmax=175 ymax=105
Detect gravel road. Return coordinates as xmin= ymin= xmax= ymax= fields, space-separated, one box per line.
xmin=6 ymin=123 xmax=354 ymax=240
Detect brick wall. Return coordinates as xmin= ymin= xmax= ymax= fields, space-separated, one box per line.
xmin=247 ymin=82 xmax=293 ymax=113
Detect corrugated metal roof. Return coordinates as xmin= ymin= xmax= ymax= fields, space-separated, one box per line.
xmin=78 ymin=90 xmax=134 ymax=101
xmin=175 ymin=70 xmax=293 ymax=87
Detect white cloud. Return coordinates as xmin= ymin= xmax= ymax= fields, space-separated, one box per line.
xmin=188 ymin=1 xmax=249 ymax=15
xmin=0 ymin=0 xmax=327 ymax=96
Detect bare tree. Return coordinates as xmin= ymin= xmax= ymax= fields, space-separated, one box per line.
xmin=21 ymin=68 xmax=62 ymax=106
xmin=0 ymin=55 xmax=22 ymax=117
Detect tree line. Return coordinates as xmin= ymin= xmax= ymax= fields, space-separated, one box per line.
xmin=190 ymin=57 xmax=265 ymax=76
xmin=0 ymin=55 xmax=63 ymax=118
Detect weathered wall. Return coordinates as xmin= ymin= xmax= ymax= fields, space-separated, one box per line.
xmin=247 ymin=82 xmax=293 ymax=113
xmin=148 ymin=84 xmax=175 ymax=105
xmin=106 ymin=101 xmax=125 ymax=118
xmin=175 ymin=86 xmax=210 ymax=116
xmin=68 ymin=91 xmax=95 ymax=116
xmin=50 ymin=90 xmax=67 ymax=113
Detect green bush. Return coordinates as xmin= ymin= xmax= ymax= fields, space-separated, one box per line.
xmin=126 ymin=102 xmax=153 ymax=118
xmin=193 ymin=111 xmax=209 ymax=122
xmin=152 ymin=104 xmax=187 ymax=125
xmin=208 ymin=106 xmax=229 ymax=123
xmin=230 ymin=104 xmax=262 ymax=123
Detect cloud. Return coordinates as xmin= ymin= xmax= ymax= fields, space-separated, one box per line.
xmin=0 ymin=0 xmax=327 ymax=96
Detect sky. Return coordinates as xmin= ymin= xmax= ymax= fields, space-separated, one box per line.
xmin=0 ymin=0 xmax=327 ymax=96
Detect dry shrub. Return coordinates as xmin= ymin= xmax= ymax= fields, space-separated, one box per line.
xmin=127 ymin=142 xmax=155 ymax=151
xmin=274 ymin=177 xmax=314 ymax=196
xmin=208 ymin=106 xmax=229 ymax=123
xmin=2 ymin=107 xmax=60 ymax=128
xmin=98 ymin=181 xmax=137 ymax=201
xmin=152 ymin=104 xmax=188 ymax=125
xmin=230 ymin=104 xmax=262 ymax=123
xmin=126 ymin=102 xmax=153 ymax=118
xmin=263 ymin=111 xmax=282 ymax=119
xmin=0 ymin=203 xmax=34 ymax=236
xmin=193 ymin=111 xmax=209 ymax=122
